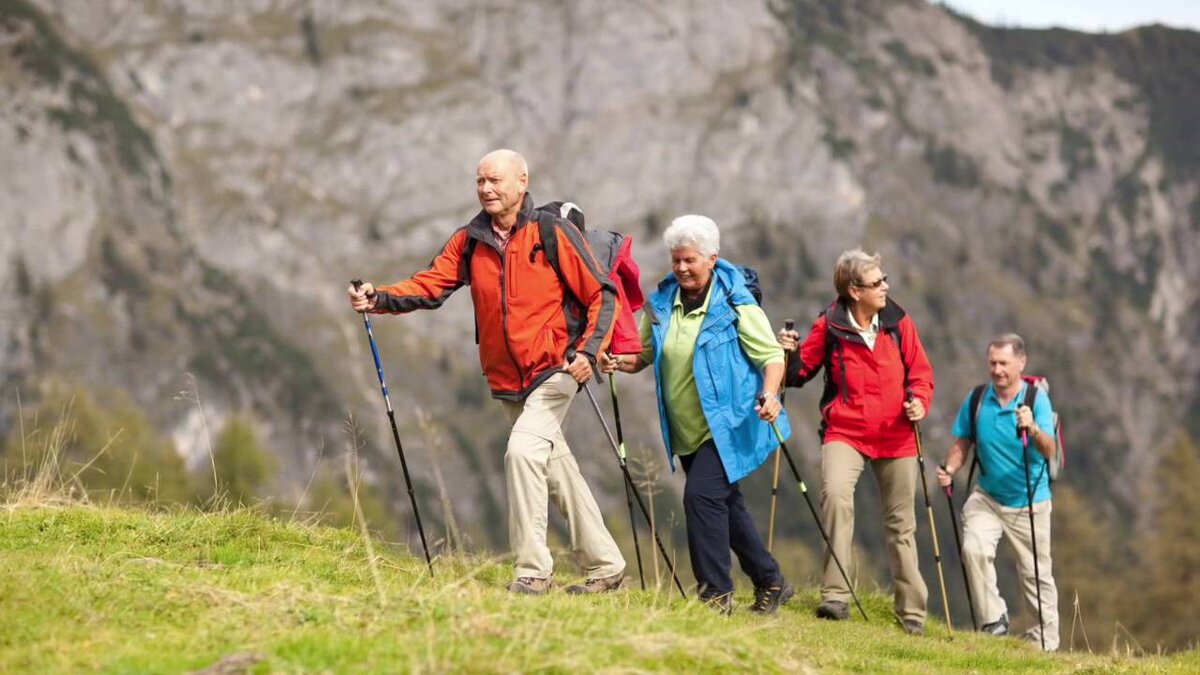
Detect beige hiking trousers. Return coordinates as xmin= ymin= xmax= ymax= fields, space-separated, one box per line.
xmin=962 ymin=487 xmax=1059 ymax=651
xmin=821 ymin=441 xmax=928 ymax=624
xmin=501 ymin=372 xmax=625 ymax=581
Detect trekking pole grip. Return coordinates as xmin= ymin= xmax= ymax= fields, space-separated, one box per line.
xmin=351 ymin=278 xmax=377 ymax=299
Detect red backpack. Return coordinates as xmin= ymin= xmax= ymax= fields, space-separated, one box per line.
xmin=460 ymin=201 xmax=644 ymax=355
xmin=543 ymin=202 xmax=643 ymax=355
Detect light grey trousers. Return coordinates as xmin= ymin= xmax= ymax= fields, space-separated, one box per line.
xmin=962 ymin=487 xmax=1059 ymax=651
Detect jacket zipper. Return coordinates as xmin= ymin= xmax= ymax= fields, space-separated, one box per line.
xmin=837 ymin=339 xmax=849 ymax=402
xmin=498 ymin=242 xmax=526 ymax=387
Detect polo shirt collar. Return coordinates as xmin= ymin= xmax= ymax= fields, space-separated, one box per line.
xmin=674 ymin=279 xmax=715 ymax=315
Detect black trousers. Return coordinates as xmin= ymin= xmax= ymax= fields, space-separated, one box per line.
xmin=679 ymin=439 xmax=783 ymax=599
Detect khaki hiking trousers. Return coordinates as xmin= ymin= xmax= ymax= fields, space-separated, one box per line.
xmin=821 ymin=441 xmax=928 ymax=624
xmin=501 ymin=372 xmax=625 ymax=581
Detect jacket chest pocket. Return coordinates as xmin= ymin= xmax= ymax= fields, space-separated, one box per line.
xmin=513 ymin=247 xmax=564 ymax=304
xmin=698 ymin=328 xmax=743 ymax=398
xmin=504 ymin=249 xmax=523 ymax=299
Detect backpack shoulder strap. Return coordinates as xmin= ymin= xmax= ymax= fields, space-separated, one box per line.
xmin=1023 ymin=379 xmax=1040 ymax=409
xmin=822 ymin=324 xmax=849 ymax=404
xmin=968 ymin=384 xmax=986 ymax=444
xmin=965 ymin=383 xmax=988 ymax=484
xmin=536 ymin=210 xmax=561 ymax=278
xmin=536 ymin=210 xmax=588 ymax=311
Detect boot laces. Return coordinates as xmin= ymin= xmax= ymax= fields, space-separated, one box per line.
xmin=753 ymin=586 xmax=781 ymax=611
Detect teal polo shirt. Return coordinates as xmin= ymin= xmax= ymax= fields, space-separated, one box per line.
xmin=952 ymin=380 xmax=1055 ymax=507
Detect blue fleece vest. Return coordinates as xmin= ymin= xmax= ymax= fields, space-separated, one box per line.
xmin=647 ymin=259 xmax=791 ymax=484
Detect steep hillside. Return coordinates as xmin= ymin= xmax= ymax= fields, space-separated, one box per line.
xmin=3 ymin=504 xmax=1196 ymax=672
xmin=0 ymin=0 xmax=343 ymax=482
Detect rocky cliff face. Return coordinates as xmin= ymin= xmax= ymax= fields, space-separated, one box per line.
xmin=2 ymin=0 xmax=1196 ymax=536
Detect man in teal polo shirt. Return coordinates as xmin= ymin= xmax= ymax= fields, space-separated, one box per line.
xmin=937 ymin=333 xmax=1059 ymax=651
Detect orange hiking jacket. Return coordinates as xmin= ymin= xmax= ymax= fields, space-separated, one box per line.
xmin=371 ymin=195 xmax=617 ymax=400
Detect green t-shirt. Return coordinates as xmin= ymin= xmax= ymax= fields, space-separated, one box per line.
xmin=640 ymin=283 xmax=783 ymax=456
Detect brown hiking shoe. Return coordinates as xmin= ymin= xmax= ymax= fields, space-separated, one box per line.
xmin=507 ymin=576 xmax=552 ymax=595
xmin=815 ymin=599 xmax=850 ymax=620
xmin=565 ymin=571 xmax=624 ymax=595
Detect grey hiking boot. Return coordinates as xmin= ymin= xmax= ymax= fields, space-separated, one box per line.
xmin=815 ymin=599 xmax=850 ymax=620
xmin=565 ymin=571 xmax=624 ymax=595
xmin=902 ymin=619 xmax=924 ymax=636
xmin=981 ymin=614 xmax=1009 ymax=636
xmin=1022 ymin=628 xmax=1057 ymax=652
xmin=507 ymin=576 xmax=552 ymax=595
xmin=750 ymin=581 xmax=795 ymax=615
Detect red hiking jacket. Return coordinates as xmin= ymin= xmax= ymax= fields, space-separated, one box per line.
xmin=786 ymin=298 xmax=934 ymax=458
xmin=371 ymin=195 xmax=617 ymax=400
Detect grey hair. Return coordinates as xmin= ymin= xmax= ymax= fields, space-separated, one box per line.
xmin=988 ymin=333 xmax=1026 ymax=358
xmin=833 ymin=248 xmax=882 ymax=300
xmin=663 ymin=215 xmax=720 ymax=257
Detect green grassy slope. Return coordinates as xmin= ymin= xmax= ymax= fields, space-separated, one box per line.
xmin=1 ymin=506 xmax=1194 ymax=673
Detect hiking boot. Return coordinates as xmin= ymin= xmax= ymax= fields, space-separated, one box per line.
xmin=702 ymin=594 xmax=733 ymax=616
xmin=815 ymin=599 xmax=850 ymax=620
xmin=749 ymin=581 xmax=795 ymax=615
xmin=507 ymin=576 xmax=552 ymax=595
xmin=565 ymin=571 xmax=624 ymax=595
xmin=1022 ymin=628 xmax=1057 ymax=652
xmin=902 ymin=619 xmax=924 ymax=636
xmin=981 ymin=614 xmax=1009 ymax=636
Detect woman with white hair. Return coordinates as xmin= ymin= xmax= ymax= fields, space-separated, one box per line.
xmin=600 ymin=215 xmax=794 ymax=614
xmin=777 ymin=248 xmax=935 ymax=635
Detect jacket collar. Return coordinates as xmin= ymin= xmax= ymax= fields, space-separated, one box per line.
xmin=825 ymin=296 xmax=907 ymax=333
xmin=651 ymin=259 xmax=752 ymax=324
xmin=466 ymin=193 xmax=536 ymax=244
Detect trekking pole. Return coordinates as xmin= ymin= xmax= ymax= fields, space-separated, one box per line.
xmin=940 ymin=463 xmax=978 ymax=630
xmin=608 ymin=370 xmax=647 ymax=590
xmin=908 ymin=389 xmax=952 ymax=633
xmin=1020 ymin=426 xmax=1047 ymax=650
xmin=581 ymin=383 xmax=687 ymax=599
xmin=763 ymin=402 xmax=868 ymax=621
xmin=350 ymin=280 xmax=434 ymax=576
xmin=766 ymin=319 xmax=794 ymax=552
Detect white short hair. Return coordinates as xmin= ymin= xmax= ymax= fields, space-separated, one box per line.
xmin=664 ymin=215 xmax=720 ymax=257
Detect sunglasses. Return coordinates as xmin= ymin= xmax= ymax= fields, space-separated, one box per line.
xmin=854 ymin=274 xmax=888 ymax=289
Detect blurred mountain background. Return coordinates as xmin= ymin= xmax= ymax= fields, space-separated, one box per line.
xmin=2 ymin=0 xmax=1197 ymax=650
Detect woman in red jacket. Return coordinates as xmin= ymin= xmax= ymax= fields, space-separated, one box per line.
xmin=777 ymin=248 xmax=934 ymax=635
